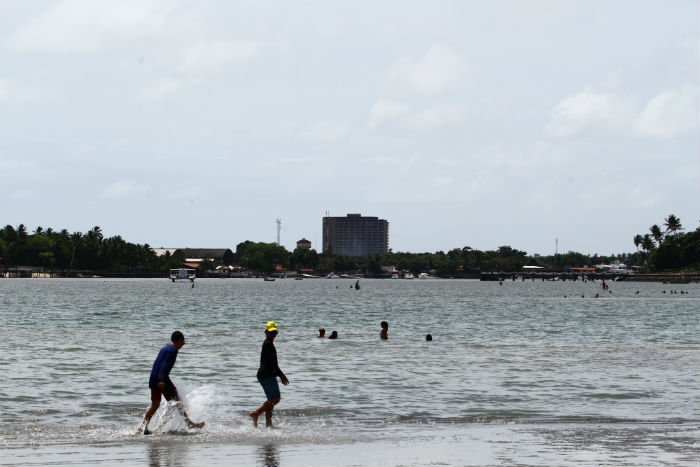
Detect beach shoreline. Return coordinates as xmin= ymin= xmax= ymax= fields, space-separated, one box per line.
xmin=2 ymin=422 xmax=698 ymax=466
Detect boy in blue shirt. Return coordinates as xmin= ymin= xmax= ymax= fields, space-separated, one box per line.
xmin=139 ymin=331 xmax=205 ymax=434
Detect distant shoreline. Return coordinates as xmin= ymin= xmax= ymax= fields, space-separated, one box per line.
xmin=2 ymin=270 xmax=698 ymax=283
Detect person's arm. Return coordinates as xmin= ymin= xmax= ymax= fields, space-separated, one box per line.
xmin=268 ymin=343 xmax=289 ymax=385
xmin=157 ymin=348 xmax=177 ymax=389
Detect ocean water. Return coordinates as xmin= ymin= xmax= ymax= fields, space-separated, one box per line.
xmin=0 ymin=277 xmax=698 ymax=466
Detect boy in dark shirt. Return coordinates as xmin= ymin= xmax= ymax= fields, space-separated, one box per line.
xmin=249 ymin=321 xmax=289 ymax=427
xmin=139 ymin=331 xmax=205 ymax=434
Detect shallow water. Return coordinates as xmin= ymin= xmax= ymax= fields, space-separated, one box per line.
xmin=1 ymin=278 xmax=698 ymax=466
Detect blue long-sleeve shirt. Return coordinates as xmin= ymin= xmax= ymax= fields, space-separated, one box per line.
xmin=149 ymin=343 xmax=178 ymax=390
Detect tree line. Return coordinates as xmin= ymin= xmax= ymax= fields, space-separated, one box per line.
xmin=1 ymin=218 xmax=696 ymax=276
xmin=0 ymin=225 xmax=170 ymax=273
xmin=633 ymin=214 xmax=699 ymax=272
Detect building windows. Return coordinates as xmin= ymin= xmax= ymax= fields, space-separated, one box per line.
xmin=322 ymin=214 xmax=389 ymax=256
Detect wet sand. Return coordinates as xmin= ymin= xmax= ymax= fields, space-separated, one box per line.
xmin=2 ymin=422 xmax=698 ymax=467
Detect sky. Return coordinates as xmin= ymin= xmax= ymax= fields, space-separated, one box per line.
xmin=1 ymin=0 xmax=698 ymax=256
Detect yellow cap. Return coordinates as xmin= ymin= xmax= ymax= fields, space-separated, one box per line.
xmin=265 ymin=321 xmax=278 ymax=332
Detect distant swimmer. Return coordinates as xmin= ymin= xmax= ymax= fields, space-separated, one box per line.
xmin=139 ymin=331 xmax=205 ymax=435
xmin=380 ymin=321 xmax=388 ymax=340
xmin=317 ymin=328 xmax=326 ymax=338
xmin=355 ymin=280 xmax=360 ymax=290
xmin=250 ymin=321 xmax=289 ymax=428
xmin=425 ymin=334 xmax=432 ymax=341
xmin=328 ymin=330 xmax=338 ymax=339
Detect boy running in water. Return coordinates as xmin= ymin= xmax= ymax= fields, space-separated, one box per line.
xmin=139 ymin=331 xmax=205 ymax=434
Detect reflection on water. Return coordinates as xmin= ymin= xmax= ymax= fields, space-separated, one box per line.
xmin=258 ymin=443 xmax=280 ymax=467
xmin=148 ymin=442 xmax=190 ymax=467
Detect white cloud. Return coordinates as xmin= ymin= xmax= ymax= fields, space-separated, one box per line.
xmin=180 ymin=39 xmax=260 ymax=73
xmin=298 ymin=121 xmax=349 ymax=143
xmin=9 ymin=0 xmax=172 ymax=52
xmin=406 ymin=104 xmax=462 ymax=129
xmin=369 ymin=98 xmax=411 ymax=128
xmin=546 ymin=85 xmax=699 ymax=140
xmin=545 ymin=89 xmax=632 ymax=138
xmin=101 ymin=180 xmax=151 ymax=199
xmin=635 ymin=86 xmax=699 ymax=138
xmin=387 ymin=45 xmax=469 ymax=95
xmin=369 ymin=98 xmax=461 ymax=130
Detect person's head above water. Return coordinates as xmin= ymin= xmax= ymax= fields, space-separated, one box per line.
xmin=425 ymin=333 xmax=432 ymax=341
xmin=265 ymin=321 xmax=279 ymax=339
xmin=380 ymin=321 xmax=388 ymax=339
xmin=318 ymin=328 xmax=326 ymax=338
xmin=171 ymin=330 xmax=185 ymax=348
xmin=329 ymin=331 xmax=338 ymax=339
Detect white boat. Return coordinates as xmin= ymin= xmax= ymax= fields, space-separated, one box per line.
xmin=325 ymin=272 xmax=340 ymax=279
xmin=418 ymin=273 xmax=429 ymax=279
xmin=404 ymin=273 xmax=415 ymax=279
xmin=170 ymin=268 xmax=196 ymax=282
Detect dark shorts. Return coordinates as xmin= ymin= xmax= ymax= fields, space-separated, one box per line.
xmin=258 ymin=376 xmax=280 ymax=400
xmin=150 ymin=385 xmax=178 ymax=403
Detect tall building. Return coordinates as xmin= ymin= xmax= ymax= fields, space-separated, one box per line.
xmin=322 ymin=213 xmax=389 ymax=256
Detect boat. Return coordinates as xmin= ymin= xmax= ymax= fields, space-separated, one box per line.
xmin=325 ymin=272 xmax=340 ymax=279
xmin=170 ymin=268 xmax=196 ymax=282
xmin=404 ymin=273 xmax=415 ymax=279
xmin=418 ymin=273 xmax=429 ymax=279
xmin=263 ymin=276 xmax=275 ymax=281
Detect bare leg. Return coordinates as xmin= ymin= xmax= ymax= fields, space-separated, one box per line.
xmin=140 ymin=399 xmax=161 ymax=434
xmin=183 ymin=409 xmax=205 ymax=429
xmin=172 ymin=389 xmax=205 ymax=429
xmin=250 ymin=398 xmax=279 ymax=428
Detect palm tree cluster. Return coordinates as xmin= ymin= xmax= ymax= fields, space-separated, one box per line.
xmin=633 ymin=215 xmax=698 ymax=271
xmin=0 ymin=224 xmax=170 ymax=273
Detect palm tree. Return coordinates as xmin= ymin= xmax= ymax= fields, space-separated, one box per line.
xmin=664 ymin=214 xmax=682 ymax=234
xmin=641 ymin=234 xmax=655 ymax=252
xmin=633 ymin=234 xmax=643 ymax=252
xmin=649 ymin=225 xmax=664 ymax=244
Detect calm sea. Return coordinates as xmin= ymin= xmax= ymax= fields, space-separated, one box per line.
xmin=1 ymin=278 xmax=698 ymax=466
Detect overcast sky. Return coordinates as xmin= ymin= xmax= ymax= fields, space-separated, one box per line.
xmin=1 ymin=0 xmax=698 ymax=256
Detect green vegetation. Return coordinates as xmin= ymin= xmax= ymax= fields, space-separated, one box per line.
xmin=1 ymin=217 xmax=697 ymax=276
xmin=0 ymin=225 xmax=176 ymax=274
xmin=633 ymin=214 xmax=699 ymax=272
xmin=309 ymin=246 xmax=641 ymax=277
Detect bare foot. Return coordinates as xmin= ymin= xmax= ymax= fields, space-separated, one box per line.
xmin=249 ymin=411 xmax=259 ymax=428
xmin=189 ymin=421 xmax=205 ymax=429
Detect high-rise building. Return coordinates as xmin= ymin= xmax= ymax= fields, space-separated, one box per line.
xmin=322 ymin=213 xmax=389 ymax=256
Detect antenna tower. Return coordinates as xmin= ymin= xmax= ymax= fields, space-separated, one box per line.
xmin=276 ymin=219 xmax=281 ymax=245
